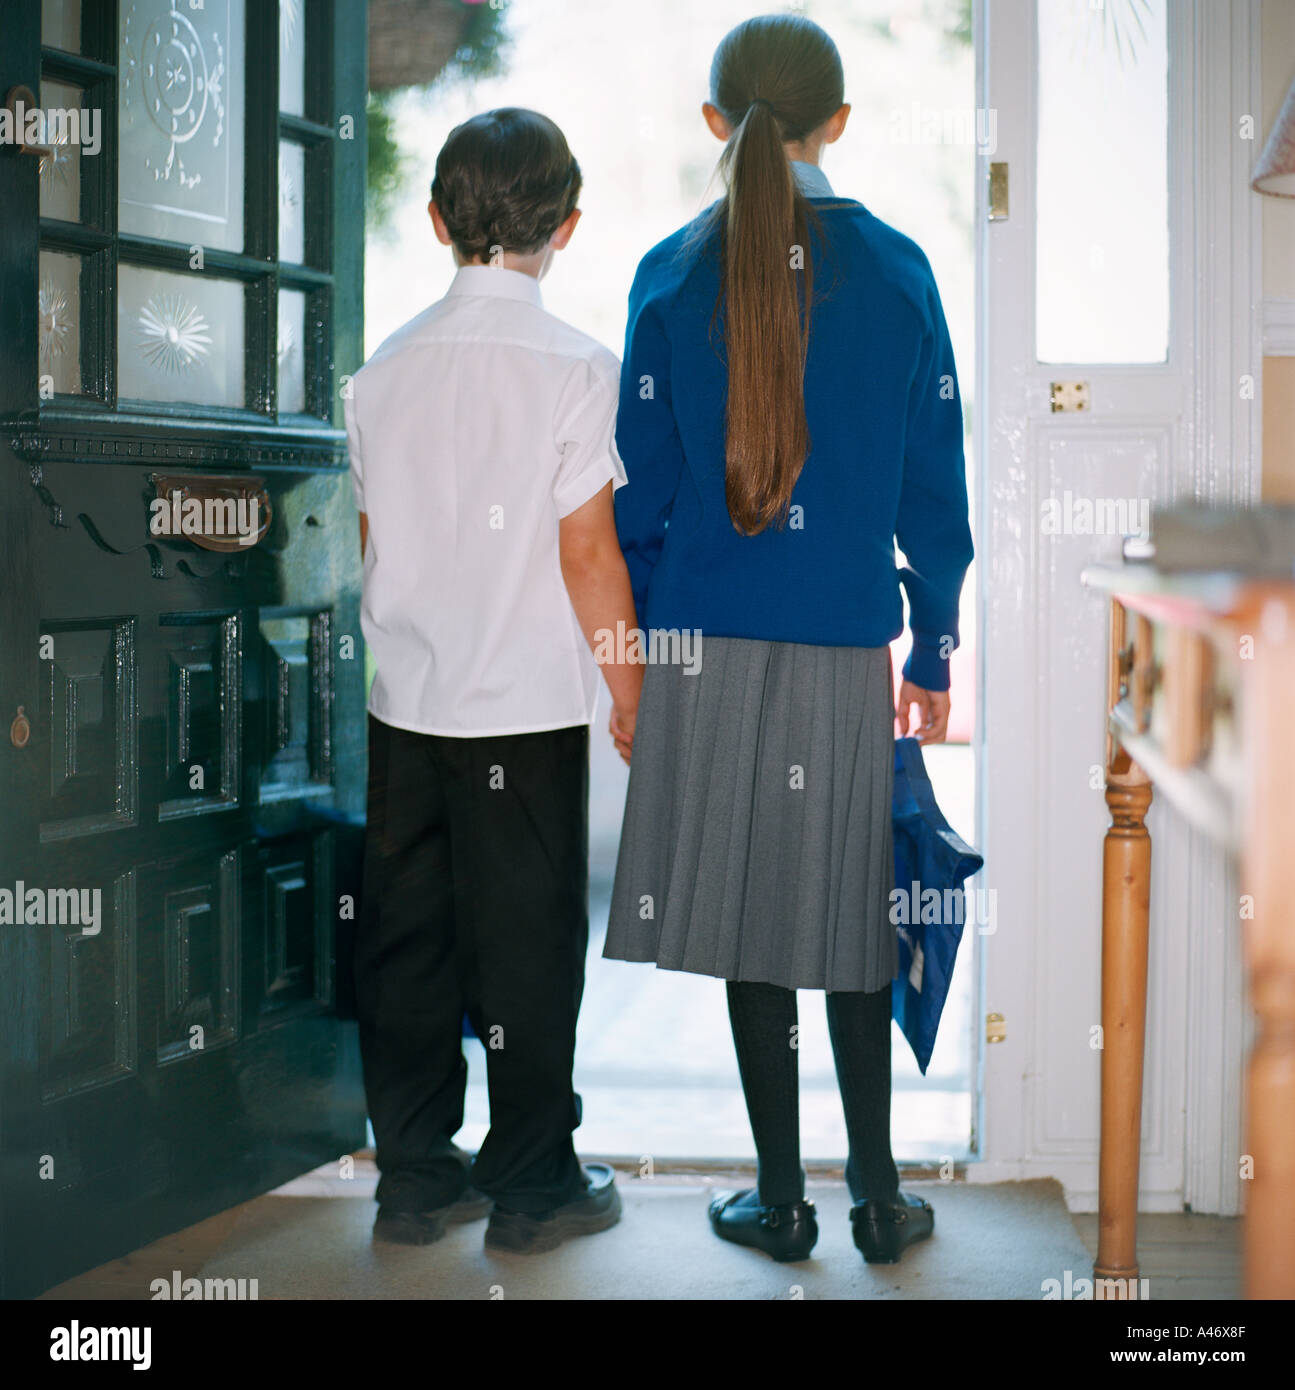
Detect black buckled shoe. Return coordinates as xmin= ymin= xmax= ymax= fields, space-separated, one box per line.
xmin=373 ymin=1187 xmax=494 ymax=1246
xmin=850 ymin=1190 xmax=934 ymax=1264
xmin=708 ymin=1189 xmax=818 ymax=1263
xmin=484 ymin=1162 xmax=622 ymax=1255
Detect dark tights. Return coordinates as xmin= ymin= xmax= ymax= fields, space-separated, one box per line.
xmin=725 ymin=980 xmax=900 ymax=1207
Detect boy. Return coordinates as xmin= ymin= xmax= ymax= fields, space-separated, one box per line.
xmin=344 ymin=108 xmax=642 ymax=1254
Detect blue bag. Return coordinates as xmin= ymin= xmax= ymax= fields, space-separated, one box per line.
xmin=890 ymin=736 xmax=984 ymax=1074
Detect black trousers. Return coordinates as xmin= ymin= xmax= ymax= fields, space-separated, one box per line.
xmin=355 ymin=714 xmax=590 ymax=1215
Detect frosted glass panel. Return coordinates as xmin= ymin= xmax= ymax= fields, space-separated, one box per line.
xmin=118 ymin=0 xmax=246 ymax=252
xmin=279 ymin=0 xmax=306 ymax=116
xmin=279 ymin=142 xmax=305 ymax=264
xmin=43 ymin=0 xmax=82 ymax=52
xmin=278 ymin=289 xmax=306 ymax=414
xmin=39 ymin=80 xmax=83 ymax=223
xmin=118 ymin=265 xmax=244 ymax=407
xmin=38 ymin=251 xmax=84 ymax=396
xmin=1035 ymin=0 xmax=1169 ymax=364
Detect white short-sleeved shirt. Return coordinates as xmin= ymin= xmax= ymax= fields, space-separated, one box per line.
xmin=345 ymin=265 xmax=627 ymax=737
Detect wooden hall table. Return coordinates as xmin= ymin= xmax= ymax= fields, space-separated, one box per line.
xmin=1081 ymin=560 xmax=1295 ymax=1301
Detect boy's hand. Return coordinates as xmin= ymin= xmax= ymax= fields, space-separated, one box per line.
xmin=896 ymin=679 xmax=950 ymax=745
xmin=610 ymin=704 xmax=636 ymax=765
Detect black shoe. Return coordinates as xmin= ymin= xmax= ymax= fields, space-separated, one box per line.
xmin=850 ymin=1190 xmax=934 ymax=1264
xmin=373 ymin=1188 xmax=493 ymax=1246
xmin=708 ymin=1189 xmax=818 ymax=1263
xmin=484 ymin=1163 xmax=622 ymax=1255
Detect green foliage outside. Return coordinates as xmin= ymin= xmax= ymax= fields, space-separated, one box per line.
xmin=366 ymin=1 xmax=511 ymax=233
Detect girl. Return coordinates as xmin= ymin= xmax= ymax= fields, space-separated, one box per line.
xmin=603 ymin=13 xmax=973 ymax=1265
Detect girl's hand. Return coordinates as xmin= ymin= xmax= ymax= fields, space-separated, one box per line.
xmin=896 ymin=680 xmax=950 ymax=745
xmin=610 ymin=704 xmax=637 ymax=765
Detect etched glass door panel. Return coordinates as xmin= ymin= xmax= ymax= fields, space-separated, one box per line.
xmin=277 ymin=289 xmax=307 ymax=414
xmin=117 ymin=265 xmax=245 ymax=407
xmin=118 ymin=0 xmax=246 ymax=252
xmin=38 ymin=79 xmax=85 ymax=224
xmin=278 ymin=0 xmax=305 ymax=116
xmin=38 ymin=250 xmax=85 ymax=397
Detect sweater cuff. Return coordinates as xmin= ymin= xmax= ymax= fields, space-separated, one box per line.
xmin=902 ymin=636 xmax=951 ymax=692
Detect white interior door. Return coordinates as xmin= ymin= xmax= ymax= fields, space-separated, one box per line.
xmin=973 ymin=0 xmax=1260 ymax=1214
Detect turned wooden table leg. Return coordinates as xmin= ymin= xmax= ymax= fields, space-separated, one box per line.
xmin=1240 ymin=598 xmax=1295 ymax=1299
xmin=1244 ymin=972 xmax=1295 ymax=1298
xmin=1094 ymin=764 xmax=1152 ymax=1297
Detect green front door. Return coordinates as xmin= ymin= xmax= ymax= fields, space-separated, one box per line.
xmin=0 ymin=0 xmax=368 ymax=1297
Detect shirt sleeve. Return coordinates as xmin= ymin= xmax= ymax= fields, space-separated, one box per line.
xmin=343 ymin=389 xmax=365 ymax=514
xmin=552 ymin=359 xmax=628 ymax=519
xmin=613 ymin=264 xmax=687 ymax=626
xmin=894 ymin=266 xmax=974 ymax=693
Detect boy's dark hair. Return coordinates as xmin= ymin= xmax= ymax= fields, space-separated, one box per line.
xmin=431 ymin=108 xmax=582 ymax=263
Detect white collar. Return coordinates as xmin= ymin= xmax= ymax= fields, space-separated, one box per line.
xmin=791 ymin=160 xmax=835 ymax=198
xmin=446 ymin=264 xmax=544 ymax=305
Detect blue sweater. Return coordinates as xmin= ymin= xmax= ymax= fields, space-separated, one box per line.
xmin=613 ymin=190 xmax=973 ymax=692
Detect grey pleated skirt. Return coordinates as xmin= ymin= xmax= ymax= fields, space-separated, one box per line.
xmin=602 ymin=637 xmax=897 ymax=993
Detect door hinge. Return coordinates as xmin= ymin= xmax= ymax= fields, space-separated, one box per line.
xmin=988 ymin=162 xmax=1009 ymax=221
xmin=1050 ymin=381 xmax=1090 ymax=413
xmin=986 ymin=1012 xmax=1007 ymax=1044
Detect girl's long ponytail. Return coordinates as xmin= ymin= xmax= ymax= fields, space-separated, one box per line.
xmin=719 ymin=101 xmax=813 ymax=535
xmin=707 ymin=15 xmax=845 ymax=536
